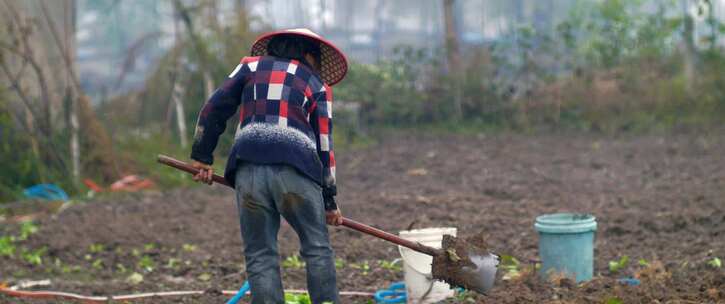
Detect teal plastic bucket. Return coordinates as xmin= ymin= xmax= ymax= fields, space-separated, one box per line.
xmin=535 ymin=213 xmax=597 ymax=282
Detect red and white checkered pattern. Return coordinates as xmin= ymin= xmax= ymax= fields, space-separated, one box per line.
xmin=192 ymin=55 xmax=339 ymax=199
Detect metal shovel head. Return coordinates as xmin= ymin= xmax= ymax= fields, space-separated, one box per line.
xmin=431 ymin=235 xmax=499 ymax=295
xmin=460 ymin=252 xmax=499 ymax=294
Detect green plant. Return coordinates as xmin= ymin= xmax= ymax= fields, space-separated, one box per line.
xmin=350 ymin=260 xmax=370 ymax=276
xmin=116 ymin=263 xmax=127 ymax=273
xmin=143 ymin=243 xmax=157 ymax=251
xmin=92 ymin=259 xmax=104 ymax=269
xmin=708 ymin=257 xmax=722 ymax=268
xmin=198 ymin=273 xmax=212 ymax=281
xmin=500 ymin=254 xmax=521 ymax=280
xmin=89 ymin=243 xmax=105 ymax=254
xmin=18 ymin=221 xmax=39 ymax=241
xmin=21 ymin=247 xmax=47 ymax=266
xmin=454 ymin=289 xmax=475 ymax=302
xmin=282 ymin=254 xmax=305 ymax=269
xmin=182 ymin=243 xmax=197 ymax=252
xmin=60 ymin=264 xmax=81 ymax=274
xmin=0 ymin=236 xmax=15 ymax=257
xmin=334 ymin=258 xmax=344 ymax=269
xmin=609 ymin=255 xmax=629 ymax=273
xmin=284 ymin=292 xmax=316 ymax=304
xmin=605 ymin=297 xmax=623 ymax=304
xmin=137 ymin=255 xmax=155 ymax=272
xmin=126 ymin=272 xmax=144 ymax=284
xmin=0 ymin=101 xmax=78 ymax=203
xmin=638 ymin=258 xmax=649 ymax=267
xmin=378 ymin=259 xmax=402 ymax=272
xmin=114 ymin=132 xmax=200 ymax=189
xmin=165 ymin=258 xmax=180 ymax=269
xmin=61 ymin=265 xmax=73 ymax=274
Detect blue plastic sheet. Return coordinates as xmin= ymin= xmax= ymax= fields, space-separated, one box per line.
xmin=23 ymin=184 xmax=69 ymax=201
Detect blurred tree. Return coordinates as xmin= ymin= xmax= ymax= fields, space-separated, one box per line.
xmin=682 ymin=0 xmax=697 ymax=93
xmin=172 ymin=0 xmax=217 ymax=99
xmin=169 ymin=14 xmax=188 ymax=148
xmin=0 ymin=0 xmax=70 ymax=187
xmin=443 ymin=0 xmax=463 ymax=119
xmin=0 ymin=0 xmax=119 ymax=198
xmin=39 ymin=0 xmax=119 ymax=182
xmin=78 ymin=0 xmax=166 ymax=96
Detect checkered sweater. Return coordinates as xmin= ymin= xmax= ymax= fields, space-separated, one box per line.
xmin=190 ymin=56 xmax=337 ymax=208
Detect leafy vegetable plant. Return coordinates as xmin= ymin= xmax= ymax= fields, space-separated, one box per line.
xmin=137 ymin=255 xmax=155 ymax=272
xmin=708 ymin=257 xmax=722 ymax=268
xmin=18 ymin=221 xmax=39 ymax=241
xmin=350 ymin=260 xmax=370 ymax=276
xmin=378 ymin=259 xmax=402 ymax=272
xmin=500 ymin=254 xmax=521 ymax=280
xmin=0 ymin=236 xmax=15 ymax=257
xmin=282 ymin=254 xmax=305 ymax=269
xmin=609 ymin=255 xmax=629 ymax=273
xmin=21 ymin=247 xmax=47 ymax=266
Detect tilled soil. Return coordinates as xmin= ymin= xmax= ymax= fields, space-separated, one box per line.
xmin=2 ymin=132 xmax=725 ymax=303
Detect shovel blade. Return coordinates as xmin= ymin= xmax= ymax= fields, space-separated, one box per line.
xmin=432 ymin=235 xmax=499 ymax=295
xmin=459 ymin=252 xmax=499 ymax=294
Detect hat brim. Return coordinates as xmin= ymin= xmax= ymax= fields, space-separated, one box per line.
xmin=251 ymin=30 xmax=348 ymax=86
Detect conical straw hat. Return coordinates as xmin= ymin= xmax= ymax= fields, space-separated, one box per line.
xmin=250 ymin=28 xmax=348 ymax=86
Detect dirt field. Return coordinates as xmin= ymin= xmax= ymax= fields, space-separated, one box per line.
xmin=2 ymin=132 xmax=725 ymax=303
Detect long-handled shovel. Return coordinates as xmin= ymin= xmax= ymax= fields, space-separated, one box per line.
xmin=157 ymin=155 xmax=498 ymax=294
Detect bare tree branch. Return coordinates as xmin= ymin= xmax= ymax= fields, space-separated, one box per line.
xmin=0 ymin=58 xmax=40 ymax=120
xmin=0 ymin=1 xmax=54 ymax=134
xmin=172 ymin=0 xmax=216 ymax=97
xmin=7 ymin=57 xmax=29 ymax=86
xmin=39 ymin=0 xmax=82 ymax=93
xmin=0 ymin=57 xmax=69 ymax=171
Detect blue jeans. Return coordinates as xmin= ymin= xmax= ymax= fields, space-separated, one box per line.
xmin=235 ymin=164 xmax=339 ymax=304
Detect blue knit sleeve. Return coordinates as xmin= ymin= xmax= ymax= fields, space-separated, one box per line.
xmin=190 ymin=60 xmax=252 ymax=165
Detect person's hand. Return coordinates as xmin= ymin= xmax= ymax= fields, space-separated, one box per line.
xmin=191 ymin=161 xmax=214 ymax=185
xmin=326 ymin=208 xmax=343 ymax=226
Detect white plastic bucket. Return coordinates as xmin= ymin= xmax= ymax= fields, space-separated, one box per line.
xmin=398 ymin=227 xmax=457 ymax=304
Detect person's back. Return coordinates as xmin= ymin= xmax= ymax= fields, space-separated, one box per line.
xmin=221 ymin=55 xmax=334 ymax=191
xmin=189 ymin=29 xmax=347 ymax=304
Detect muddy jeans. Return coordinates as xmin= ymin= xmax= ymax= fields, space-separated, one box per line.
xmin=235 ymin=164 xmax=339 ymax=304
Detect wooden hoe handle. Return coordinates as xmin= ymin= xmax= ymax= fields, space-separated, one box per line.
xmin=157 ymin=154 xmax=230 ymax=187
xmin=340 ymin=218 xmax=440 ymax=256
xmin=156 ymin=154 xmax=440 ymax=257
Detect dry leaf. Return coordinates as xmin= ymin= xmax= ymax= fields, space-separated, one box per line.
xmin=407 ymin=168 xmax=428 ymax=176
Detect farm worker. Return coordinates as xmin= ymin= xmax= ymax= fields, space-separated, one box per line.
xmin=189 ymin=28 xmax=347 ymax=304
